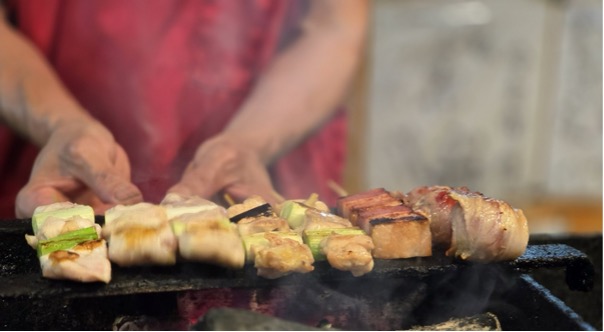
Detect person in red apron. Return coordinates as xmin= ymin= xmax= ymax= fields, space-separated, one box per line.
xmin=0 ymin=0 xmax=368 ymax=217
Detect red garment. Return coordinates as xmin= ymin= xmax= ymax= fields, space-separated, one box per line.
xmin=2 ymin=0 xmax=346 ymax=217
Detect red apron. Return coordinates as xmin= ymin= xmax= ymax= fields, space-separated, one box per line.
xmin=1 ymin=0 xmax=346 ymax=217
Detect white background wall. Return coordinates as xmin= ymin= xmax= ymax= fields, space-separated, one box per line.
xmin=361 ymin=0 xmax=601 ymax=207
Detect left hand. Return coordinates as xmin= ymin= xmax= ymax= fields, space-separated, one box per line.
xmin=167 ymin=134 xmax=278 ymax=205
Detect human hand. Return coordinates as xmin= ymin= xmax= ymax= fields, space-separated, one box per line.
xmin=15 ymin=120 xmax=143 ymax=217
xmin=168 ymin=134 xmax=278 ymax=205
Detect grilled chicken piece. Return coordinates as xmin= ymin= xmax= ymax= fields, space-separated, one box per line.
xmin=226 ymin=195 xmax=269 ymax=219
xmin=301 ymin=208 xmax=353 ymax=231
xmin=320 ymin=234 xmax=374 ymax=277
xmin=236 ymin=216 xmax=291 ymax=237
xmin=160 ymin=193 xmax=218 ymax=219
xmin=25 ymin=216 xmax=101 ymax=249
xmin=253 ymin=233 xmax=314 ymax=279
xmin=447 ymin=190 xmax=529 ymax=262
xmin=172 ymin=208 xmax=245 ymax=269
xmin=39 ymin=239 xmax=111 ymax=283
xmin=103 ymin=203 xmax=177 ymax=266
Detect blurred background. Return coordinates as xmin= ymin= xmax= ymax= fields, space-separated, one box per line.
xmin=343 ymin=0 xmax=602 ymax=235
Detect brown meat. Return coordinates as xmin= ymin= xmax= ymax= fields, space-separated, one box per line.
xmin=237 ymin=217 xmax=291 ymax=236
xmin=354 ymin=204 xmax=415 ymax=234
xmin=320 ymin=234 xmax=374 ymax=276
xmin=370 ymin=214 xmax=432 ymax=259
xmin=404 ymin=186 xmax=471 ymax=248
xmin=40 ymin=239 xmax=111 ymax=283
xmin=301 ymin=208 xmax=353 ymax=231
xmin=446 ymin=190 xmax=529 ymax=262
xmin=253 ymin=233 xmax=315 ymax=279
xmin=336 ymin=188 xmax=389 ymax=218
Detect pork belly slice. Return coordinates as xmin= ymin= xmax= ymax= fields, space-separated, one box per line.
xmin=336 ymin=188 xmax=390 ymax=218
xmin=39 ymin=239 xmax=111 ymax=283
xmin=369 ymin=213 xmax=432 ymax=259
xmin=172 ymin=209 xmax=245 ymax=269
xmin=320 ymin=234 xmax=374 ymax=277
xmin=253 ymin=233 xmax=314 ymax=279
xmin=348 ymin=198 xmax=403 ymax=225
xmin=103 ymin=203 xmax=177 ymax=266
xmin=404 ymin=185 xmax=471 ymax=248
xmin=446 ymin=190 xmax=529 ymax=262
xmin=353 ymin=204 xmax=414 ymax=234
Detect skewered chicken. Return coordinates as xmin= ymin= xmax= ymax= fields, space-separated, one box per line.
xmin=26 ymin=202 xmax=111 ymax=283
xmin=253 ymin=233 xmax=315 ymax=279
xmin=161 ymin=193 xmax=245 ymax=268
xmin=320 ymin=233 xmax=374 ymax=277
xmin=103 ymin=203 xmax=177 ymax=266
xmin=40 ymin=239 xmax=111 ymax=283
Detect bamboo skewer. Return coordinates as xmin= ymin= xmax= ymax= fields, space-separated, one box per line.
xmin=223 ymin=193 xmax=236 ymax=207
xmin=327 ymin=180 xmax=349 ymax=197
xmin=270 ymin=190 xmax=286 ymax=203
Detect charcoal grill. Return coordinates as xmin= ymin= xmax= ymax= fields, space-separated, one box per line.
xmin=0 ymin=218 xmax=599 ymax=330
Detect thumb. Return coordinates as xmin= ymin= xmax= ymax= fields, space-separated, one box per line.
xmin=81 ymin=170 xmax=143 ymax=205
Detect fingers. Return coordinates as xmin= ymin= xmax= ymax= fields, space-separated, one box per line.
xmin=16 ymin=185 xmax=69 ymax=218
xmin=59 ymin=139 xmax=143 ymax=205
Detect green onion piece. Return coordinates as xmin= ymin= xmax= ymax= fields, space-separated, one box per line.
xmin=37 ymin=226 xmax=99 ymax=257
xmin=32 ymin=204 xmax=95 ymax=234
xmin=302 ymin=227 xmax=366 ymax=261
xmin=278 ymin=201 xmax=309 ymax=229
xmin=171 ymin=220 xmax=186 ymax=237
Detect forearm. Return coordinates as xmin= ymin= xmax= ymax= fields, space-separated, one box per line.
xmin=0 ymin=11 xmax=95 ymax=147
xmin=222 ymin=0 xmax=369 ymax=165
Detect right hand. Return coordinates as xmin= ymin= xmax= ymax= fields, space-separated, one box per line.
xmin=15 ymin=120 xmax=143 ymax=217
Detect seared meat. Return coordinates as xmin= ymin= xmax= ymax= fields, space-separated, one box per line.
xmin=172 ymin=208 xmax=245 ymax=269
xmin=103 ymin=203 xmax=177 ymax=266
xmin=227 ymin=195 xmax=270 ymax=219
xmin=404 ymin=185 xmax=471 ymax=248
xmin=336 ymin=188 xmax=390 ymax=218
xmin=26 ymin=215 xmax=101 ymax=249
xmin=370 ymin=214 xmax=432 ymax=259
xmin=354 ymin=205 xmax=415 ymax=234
xmin=348 ymin=199 xmax=403 ymax=225
xmin=447 ymin=189 xmax=529 ymax=262
xmin=160 ymin=193 xmax=218 ymax=219
xmin=405 ymin=186 xmax=529 ymax=261
xmin=236 ymin=216 xmax=291 ymax=237
xmin=301 ymin=208 xmax=353 ymax=231
xmin=320 ymin=234 xmax=374 ymax=276
xmin=39 ymin=239 xmax=111 ymax=283
xmin=253 ymin=233 xmax=314 ymax=279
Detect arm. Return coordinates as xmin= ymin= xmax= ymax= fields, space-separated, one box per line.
xmin=169 ymin=0 xmax=368 ymax=202
xmin=0 ymin=6 xmax=142 ymax=217
xmin=225 ymin=0 xmax=369 ymax=165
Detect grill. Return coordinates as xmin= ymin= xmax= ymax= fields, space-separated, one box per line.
xmin=0 ymin=218 xmax=599 ymax=330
